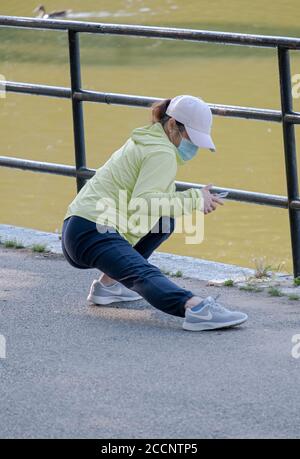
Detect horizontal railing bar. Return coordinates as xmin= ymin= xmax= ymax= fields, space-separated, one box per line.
xmin=175 ymin=180 xmax=288 ymax=208
xmin=4 ymin=81 xmax=286 ymax=122
xmin=76 ymin=90 xmax=159 ymax=107
xmin=290 ymin=200 xmax=300 ymax=210
xmin=5 ymin=81 xmax=71 ymax=98
xmin=210 ymin=103 xmax=283 ymax=122
xmin=1 ymin=16 xmax=300 ymax=49
xmin=0 ymin=156 xmax=290 ymax=208
xmin=77 ymin=90 xmax=284 ymax=122
xmin=0 ymin=156 xmax=80 ymax=177
xmin=285 ymin=113 xmax=300 ymax=124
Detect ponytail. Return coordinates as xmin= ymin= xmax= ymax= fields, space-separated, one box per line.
xmin=151 ymin=99 xmax=171 ymax=125
xmin=151 ymin=98 xmax=185 ymax=131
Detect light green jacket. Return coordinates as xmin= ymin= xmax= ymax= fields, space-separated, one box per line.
xmin=64 ymin=122 xmax=203 ymax=246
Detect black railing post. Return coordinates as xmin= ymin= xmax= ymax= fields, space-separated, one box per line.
xmin=68 ymin=30 xmax=86 ymax=191
xmin=278 ymin=46 xmax=300 ymax=278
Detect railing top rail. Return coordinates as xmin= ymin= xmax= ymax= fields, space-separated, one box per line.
xmin=1 ymin=15 xmax=300 ymax=49
xmin=5 ymin=80 xmax=289 ymax=123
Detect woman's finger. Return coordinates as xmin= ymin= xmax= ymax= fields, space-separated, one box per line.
xmin=208 ymin=200 xmax=216 ymax=210
xmin=211 ymin=196 xmax=225 ymax=205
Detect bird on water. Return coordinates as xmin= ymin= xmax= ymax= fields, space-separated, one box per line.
xmin=33 ymin=5 xmax=72 ymax=19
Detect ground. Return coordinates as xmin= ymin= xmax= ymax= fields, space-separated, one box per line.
xmin=0 ymin=246 xmax=299 ymax=439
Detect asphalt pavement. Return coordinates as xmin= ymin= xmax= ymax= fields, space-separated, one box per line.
xmin=0 ymin=246 xmax=299 ymax=439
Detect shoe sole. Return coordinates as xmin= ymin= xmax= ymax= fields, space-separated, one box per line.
xmin=182 ymin=316 xmax=248 ymax=331
xmin=87 ymin=294 xmax=142 ymax=305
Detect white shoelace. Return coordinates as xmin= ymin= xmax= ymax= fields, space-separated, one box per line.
xmin=209 ymin=294 xmax=228 ymax=313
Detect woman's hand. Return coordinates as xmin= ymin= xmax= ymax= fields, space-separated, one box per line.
xmin=201 ymin=183 xmax=225 ymax=215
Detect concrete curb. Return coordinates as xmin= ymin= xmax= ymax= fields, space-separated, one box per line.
xmin=0 ymin=224 xmax=62 ymax=254
xmin=1 ymin=224 xmax=298 ymax=294
xmin=0 ymin=223 xmax=254 ymax=281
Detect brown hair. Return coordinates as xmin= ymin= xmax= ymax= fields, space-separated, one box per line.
xmin=151 ymin=98 xmax=185 ymax=131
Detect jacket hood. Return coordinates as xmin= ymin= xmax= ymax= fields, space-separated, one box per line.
xmin=131 ymin=122 xmax=186 ymax=166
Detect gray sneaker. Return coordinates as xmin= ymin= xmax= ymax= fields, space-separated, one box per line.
xmin=183 ymin=294 xmax=248 ymax=331
xmin=87 ymin=279 xmax=142 ymax=305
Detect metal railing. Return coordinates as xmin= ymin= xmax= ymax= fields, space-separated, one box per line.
xmin=0 ymin=15 xmax=300 ymax=276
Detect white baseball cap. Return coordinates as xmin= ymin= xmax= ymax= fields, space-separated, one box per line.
xmin=166 ymin=95 xmax=216 ymax=152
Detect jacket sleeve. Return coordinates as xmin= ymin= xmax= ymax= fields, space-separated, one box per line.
xmin=128 ymin=150 xmax=204 ymax=218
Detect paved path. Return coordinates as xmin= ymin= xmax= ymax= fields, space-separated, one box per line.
xmin=0 ymin=246 xmax=299 ymax=438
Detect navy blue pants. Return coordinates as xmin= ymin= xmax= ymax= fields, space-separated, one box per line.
xmin=61 ymin=215 xmax=194 ymax=317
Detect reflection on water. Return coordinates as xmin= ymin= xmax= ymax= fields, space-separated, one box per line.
xmin=1 ymin=0 xmax=300 ymax=273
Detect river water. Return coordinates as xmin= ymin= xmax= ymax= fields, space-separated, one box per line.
xmin=1 ymin=0 xmax=300 ymax=272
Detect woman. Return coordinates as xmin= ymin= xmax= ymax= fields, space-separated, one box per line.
xmin=61 ymin=95 xmax=248 ymax=331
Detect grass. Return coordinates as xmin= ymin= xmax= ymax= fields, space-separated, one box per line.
xmin=267 ymin=286 xmax=284 ymax=297
xmin=3 ymin=239 xmax=24 ymax=249
xmin=288 ymin=294 xmax=300 ymax=301
xmin=31 ymin=244 xmax=48 ymax=253
xmin=293 ymin=277 xmax=300 ymax=287
xmin=1 ymin=239 xmax=47 ymax=253
xmin=239 ymin=285 xmax=263 ymax=293
xmin=252 ymin=257 xmax=286 ymax=280
xmin=1 ymin=239 xmax=48 ymax=253
xmin=224 ymin=279 xmax=234 ymax=287
xmin=252 ymin=257 xmax=273 ymax=279
xmin=161 ymin=268 xmax=183 ymax=277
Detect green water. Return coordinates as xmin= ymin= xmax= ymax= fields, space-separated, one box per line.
xmin=1 ymin=0 xmax=300 ymax=272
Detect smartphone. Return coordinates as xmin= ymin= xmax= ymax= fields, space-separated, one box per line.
xmin=214 ymin=191 xmax=229 ymax=198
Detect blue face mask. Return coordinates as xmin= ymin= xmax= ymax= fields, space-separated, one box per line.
xmin=177 ymin=134 xmax=199 ymax=161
